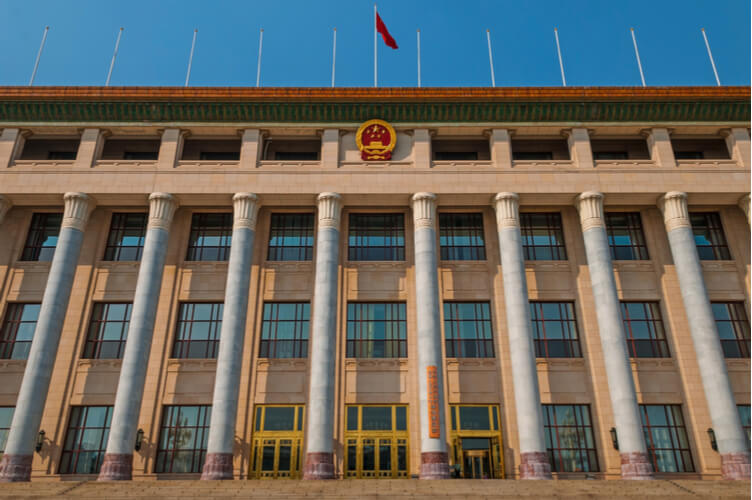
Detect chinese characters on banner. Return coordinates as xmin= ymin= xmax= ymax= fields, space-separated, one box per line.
xmin=427 ymin=365 xmax=440 ymax=438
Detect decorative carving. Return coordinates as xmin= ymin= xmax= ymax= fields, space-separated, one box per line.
xmin=411 ymin=192 xmax=436 ymax=229
xmin=576 ymin=191 xmax=605 ymax=231
xmin=316 ymin=192 xmax=342 ymax=229
xmin=61 ymin=192 xmax=94 ymax=231
xmin=232 ymin=193 xmax=259 ymax=230
xmin=0 ymin=195 xmax=11 ymax=225
xmin=659 ymin=191 xmax=690 ymax=232
xmin=147 ymin=192 xmax=178 ymax=231
xmin=493 ymin=192 xmax=519 ymax=229
xmin=739 ymin=194 xmax=750 ymax=225
xmin=356 ymin=119 xmax=397 ymax=161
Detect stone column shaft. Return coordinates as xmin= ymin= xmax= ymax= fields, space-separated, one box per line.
xmin=566 ymin=128 xmax=594 ymax=168
xmin=74 ymin=128 xmax=107 ymax=169
xmin=239 ymin=129 xmax=261 ymax=168
xmin=320 ymin=129 xmax=340 ymax=169
xmin=157 ymin=129 xmax=186 ymax=169
xmin=0 ymin=129 xmax=27 ymax=168
xmin=646 ymin=128 xmax=676 ymax=168
xmin=489 ymin=129 xmax=513 ymax=168
xmin=413 ymin=129 xmax=432 ymax=169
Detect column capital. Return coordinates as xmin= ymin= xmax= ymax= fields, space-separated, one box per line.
xmin=659 ymin=191 xmax=690 ymax=231
xmin=62 ymin=192 xmax=95 ymax=231
xmin=576 ymin=191 xmax=605 ymax=231
xmin=232 ymin=193 xmax=259 ymax=230
xmin=739 ymin=194 xmax=750 ymax=225
xmin=411 ymin=192 xmax=437 ymax=229
xmin=317 ymin=192 xmax=342 ymax=229
xmin=147 ymin=192 xmax=178 ymax=231
xmin=493 ymin=192 xmax=520 ymax=229
xmin=0 ymin=195 xmax=11 ymax=225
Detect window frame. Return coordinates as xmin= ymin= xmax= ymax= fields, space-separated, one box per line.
xmin=185 ymin=212 xmax=233 ymax=262
xmin=172 ymin=302 xmax=224 ymax=359
xmin=542 ymin=404 xmax=600 ymax=473
xmin=640 ymin=404 xmax=695 ymax=473
xmin=347 ymin=213 xmax=406 ymax=262
xmin=0 ymin=407 xmax=14 ymax=458
xmin=438 ymin=212 xmax=487 ymax=261
xmin=520 ymin=212 xmax=568 ymax=261
xmin=82 ymin=302 xmax=132 ymax=360
xmin=20 ymin=212 xmax=63 ymax=262
xmin=266 ymin=213 xmax=315 ymax=262
xmin=346 ymin=302 xmax=407 ymax=358
xmin=712 ymin=302 xmax=750 ymax=359
xmin=605 ymin=212 xmax=650 ymax=261
xmin=258 ymin=302 xmax=310 ymax=359
xmin=443 ymin=301 xmax=495 ymax=358
xmin=0 ymin=303 xmax=40 ymax=360
xmin=103 ymin=212 xmax=148 ymax=261
xmin=154 ymin=405 xmax=212 ymax=474
xmin=529 ymin=302 xmax=582 ymax=358
xmin=58 ymin=406 xmax=113 ymax=475
xmin=621 ymin=301 xmax=671 ymax=358
xmin=689 ymin=212 xmax=731 ymax=261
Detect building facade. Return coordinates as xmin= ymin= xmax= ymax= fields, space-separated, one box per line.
xmin=0 ymin=86 xmax=748 ymax=482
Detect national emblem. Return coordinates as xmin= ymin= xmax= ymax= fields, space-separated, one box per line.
xmin=356 ymin=119 xmax=397 ymax=161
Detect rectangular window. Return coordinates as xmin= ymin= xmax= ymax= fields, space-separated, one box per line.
xmin=186 ymin=213 xmax=232 ymax=261
xmin=59 ymin=406 xmax=112 ymax=474
xmin=348 ymin=214 xmax=405 ymax=261
xmin=443 ymin=302 xmax=494 ymax=358
xmin=155 ymin=405 xmax=211 ymax=473
xmin=712 ymin=302 xmax=750 ymax=358
xmin=172 ymin=303 xmax=223 ymax=359
xmin=346 ymin=303 xmax=407 ymax=358
xmin=103 ymin=213 xmax=147 ymax=261
xmin=621 ymin=302 xmax=670 ymax=358
xmin=439 ymin=213 xmax=486 ymax=261
xmin=513 ymin=151 xmax=553 ymax=161
xmin=690 ymin=213 xmax=731 ymax=260
xmin=520 ymin=213 xmax=567 ymax=260
xmin=640 ymin=404 xmax=694 ymax=473
xmin=542 ymin=404 xmax=599 ymax=473
xmin=530 ymin=302 xmax=581 ymax=358
xmin=83 ymin=303 xmax=131 ymax=359
xmin=738 ymin=405 xmax=750 ymax=441
xmin=259 ymin=302 xmax=310 ymax=359
xmin=0 ymin=303 xmax=40 ymax=360
xmin=593 ymin=151 xmax=628 ymax=160
xmin=605 ymin=212 xmax=649 ymax=260
xmin=0 ymin=407 xmax=13 ymax=457
xmin=21 ymin=213 xmax=62 ymax=261
xmin=267 ymin=213 xmax=314 ymax=261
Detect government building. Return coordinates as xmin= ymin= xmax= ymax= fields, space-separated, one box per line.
xmin=0 ymin=86 xmax=748 ymax=483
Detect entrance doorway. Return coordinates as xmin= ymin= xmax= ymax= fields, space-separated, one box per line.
xmin=250 ymin=405 xmax=304 ymax=479
xmin=461 ymin=439 xmax=492 ymax=478
xmin=449 ymin=405 xmax=504 ymax=478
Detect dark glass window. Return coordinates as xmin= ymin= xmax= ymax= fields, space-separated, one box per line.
xmin=593 ymin=151 xmax=628 ymax=160
xmin=0 ymin=303 xmax=40 ymax=360
xmin=0 ymin=407 xmax=13 ymax=457
xmin=605 ymin=212 xmax=649 ymax=260
xmin=21 ymin=213 xmax=62 ymax=261
xmin=362 ymin=407 xmax=393 ymax=431
xmin=439 ymin=213 xmax=486 ymax=261
xmin=186 ymin=213 xmax=232 ymax=261
xmin=83 ymin=303 xmax=131 ymax=359
xmin=263 ymin=407 xmax=296 ymax=431
xmin=738 ymin=405 xmax=751 ymax=441
xmin=520 ymin=213 xmax=567 ymax=260
xmin=59 ymin=406 xmax=112 ymax=474
xmin=530 ymin=302 xmax=581 ymax=358
xmin=267 ymin=213 xmax=314 ymax=261
xmin=434 ymin=151 xmax=478 ymax=161
xmin=346 ymin=303 xmax=407 ymax=358
xmin=621 ymin=302 xmax=670 ymax=358
xmin=103 ymin=213 xmax=147 ymax=261
xmin=259 ymin=302 xmax=310 ymax=359
xmin=458 ymin=407 xmax=491 ymax=430
xmin=674 ymin=151 xmax=704 ymax=160
xmin=123 ymin=151 xmax=158 ymax=160
xmin=172 ymin=303 xmax=223 ymax=359
xmin=48 ymin=151 xmax=77 ymax=160
xmin=348 ymin=214 xmax=405 ymax=261
xmin=543 ymin=404 xmax=599 ymax=472
xmin=443 ymin=302 xmax=494 ymax=358
xmin=274 ymin=151 xmax=319 ymax=161
xmin=712 ymin=302 xmax=750 ymax=358
xmin=513 ymin=151 xmax=553 ymax=161
xmin=690 ymin=213 xmax=731 ymax=260
xmin=640 ymin=404 xmax=694 ymax=473
xmin=155 ymin=405 xmax=211 ymax=473
xmin=199 ymin=151 xmax=239 ymax=161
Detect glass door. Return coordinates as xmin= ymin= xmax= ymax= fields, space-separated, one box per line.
xmin=250 ymin=405 xmax=304 ymax=479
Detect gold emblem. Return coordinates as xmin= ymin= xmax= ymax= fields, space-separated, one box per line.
xmin=356 ymin=119 xmax=397 ymax=161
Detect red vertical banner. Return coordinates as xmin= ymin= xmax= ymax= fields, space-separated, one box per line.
xmin=426 ymin=366 xmax=440 ymax=438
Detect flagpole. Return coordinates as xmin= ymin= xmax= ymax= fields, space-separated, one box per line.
xmin=105 ymin=27 xmax=124 ymax=87
xmin=256 ymin=28 xmax=264 ymax=87
xmin=185 ymin=29 xmax=197 ymax=87
xmin=630 ymin=28 xmax=646 ymax=87
xmin=374 ymin=4 xmax=378 ymax=88
xmin=331 ymin=28 xmax=337 ymax=87
xmin=701 ymin=28 xmax=721 ymax=86
xmin=29 ymin=26 xmax=49 ymax=86
xmin=486 ymin=29 xmax=496 ymax=88
xmin=417 ymin=29 xmax=421 ymax=88
xmin=554 ymin=28 xmax=566 ymax=86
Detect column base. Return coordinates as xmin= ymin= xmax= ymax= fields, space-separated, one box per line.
xmin=519 ymin=451 xmax=552 ymax=479
xmin=97 ymin=453 xmax=133 ymax=481
xmin=620 ymin=452 xmax=654 ymax=480
xmin=420 ymin=452 xmax=450 ymax=479
xmin=201 ymin=452 xmax=234 ymax=480
xmin=303 ymin=452 xmax=334 ymax=480
xmin=0 ymin=454 xmax=33 ymax=482
xmin=721 ymin=452 xmax=751 ymax=480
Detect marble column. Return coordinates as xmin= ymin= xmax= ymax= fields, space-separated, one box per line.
xmin=201 ymin=193 xmax=259 ymax=480
xmin=0 ymin=193 xmax=93 ymax=482
xmin=493 ymin=193 xmax=552 ymax=480
xmin=660 ymin=192 xmax=750 ymax=480
xmin=411 ymin=193 xmax=450 ymax=479
xmin=576 ymin=192 xmax=653 ymax=479
xmin=303 ymin=192 xmax=342 ymax=480
xmin=98 ymin=193 xmax=178 ymax=481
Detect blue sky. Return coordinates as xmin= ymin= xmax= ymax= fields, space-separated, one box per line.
xmin=0 ymin=0 xmax=748 ymax=87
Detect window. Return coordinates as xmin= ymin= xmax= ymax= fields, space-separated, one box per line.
xmin=59 ymin=406 xmax=112 ymax=474
xmin=448 ymin=405 xmax=504 ymax=479
xmin=530 ymin=302 xmax=581 ymax=358
xmin=0 ymin=407 xmax=13 ymax=458
xmin=674 ymin=151 xmax=704 ymax=160
xmin=738 ymin=406 xmax=750 ymax=441
xmin=48 ymin=151 xmax=77 ymax=160
xmin=103 ymin=213 xmax=147 ymax=261
xmin=274 ymin=151 xmax=319 ymax=161
xmin=155 ymin=405 xmax=211 ymax=473
xmin=439 ymin=213 xmax=486 ymax=261
xmin=443 ymin=302 xmax=494 ymax=358
xmin=512 ymin=151 xmax=553 ymax=161
xmin=434 ymin=151 xmax=478 ymax=161
xmin=82 ymin=303 xmax=131 ymax=359
xmin=0 ymin=304 xmax=40 ymax=360
xmin=542 ymin=404 xmax=599 ymax=473
xmin=605 ymin=213 xmax=649 ymax=260
xmin=690 ymin=213 xmax=731 ymax=260
xmin=186 ymin=213 xmax=232 ymax=261
xmin=250 ymin=405 xmax=305 ymax=479
xmin=172 ymin=303 xmax=223 ymax=359
xmin=520 ymin=213 xmax=567 ymax=260
xmin=621 ymin=302 xmax=670 ymax=358
xmin=593 ymin=151 xmax=628 ymax=160
xmin=345 ymin=405 xmax=409 ymax=478
xmin=267 ymin=213 xmax=314 ymax=261
xmin=259 ymin=302 xmax=310 ymax=358
xmin=21 ymin=213 xmax=62 ymax=261
xmin=346 ymin=303 xmax=407 ymax=358
xmin=640 ymin=404 xmax=694 ymax=473
xmin=712 ymin=302 xmax=750 ymax=358
xmin=199 ymin=151 xmax=240 ymax=161
xmin=348 ymin=214 xmax=405 ymax=261
xmin=123 ymin=151 xmax=158 ymax=160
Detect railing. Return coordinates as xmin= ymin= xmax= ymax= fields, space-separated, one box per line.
xmin=431 ymin=160 xmax=494 ymax=168
xmin=11 ymin=159 xmax=75 ymax=168
xmin=257 ymin=160 xmax=321 ymax=168
xmin=511 ymin=160 xmax=575 ymax=168
xmin=176 ymin=160 xmax=241 ymax=168
xmin=594 ymin=159 xmax=655 ymax=167
xmin=676 ymin=159 xmax=740 ymax=168
xmin=95 ymin=159 xmax=158 ymax=168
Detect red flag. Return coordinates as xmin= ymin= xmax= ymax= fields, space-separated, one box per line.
xmin=376 ymin=13 xmax=398 ymax=49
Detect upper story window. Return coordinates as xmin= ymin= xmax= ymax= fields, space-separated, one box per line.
xmin=259 ymin=302 xmax=310 ymax=359
xmin=605 ymin=212 xmax=649 ymax=260
xmin=19 ymin=138 xmax=79 ymax=161
xmin=511 ymin=139 xmax=570 ymax=161
xmin=103 ymin=213 xmax=147 ymax=261
xmin=100 ymin=138 xmax=160 ymax=161
xmin=0 ymin=303 xmax=40 ymax=360
xmin=672 ymin=138 xmax=730 ymax=160
xmin=739 ymin=405 xmax=751 ymax=441
xmin=267 ymin=213 xmax=315 ymax=261
xmin=263 ymin=138 xmax=321 ymax=161
xmin=83 ymin=303 xmax=131 ymax=360
xmin=346 ymin=302 xmax=407 ymax=358
xmin=640 ymin=404 xmax=694 ymax=473
xmin=439 ymin=213 xmax=486 ymax=261
xmin=443 ymin=302 xmax=494 ymax=358
xmin=172 ymin=303 xmax=223 ymax=359
xmin=690 ymin=212 xmax=731 ymax=260
xmin=542 ymin=404 xmax=599 ymax=473
xmin=530 ymin=302 xmax=581 ymax=358
xmin=181 ymin=139 xmax=241 ymax=161
xmin=186 ymin=213 xmax=232 ymax=261
xmin=432 ymin=139 xmax=490 ymax=161
xmin=621 ymin=302 xmax=670 ymax=358
xmin=155 ymin=405 xmax=211 ymax=473
xmin=712 ymin=302 xmax=750 ymax=358
xmin=520 ymin=213 xmax=567 ymax=260
xmin=348 ymin=214 xmax=405 ymax=261
xmin=591 ymin=139 xmax=650 ymax=161
xmin=59 ymin=406 xmax=112 ymax=474
xmin=21 ymin=213 xmax=62 ymax=261
xmin=0 ymin=407 xmax=13 ymax=457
